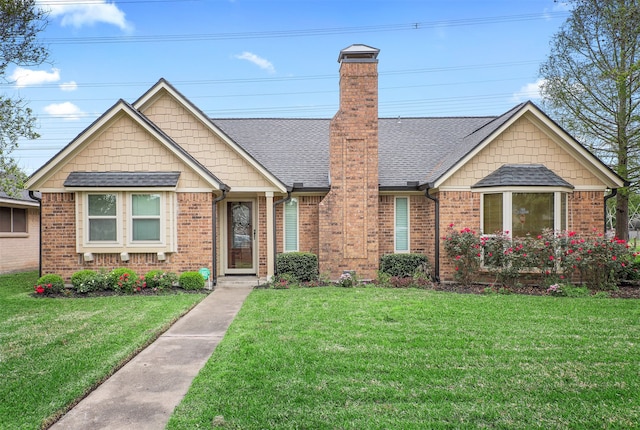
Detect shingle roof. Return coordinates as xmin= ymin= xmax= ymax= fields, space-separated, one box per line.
xmin=64 ymin=172 xmax=181 ymax=188
xmin=471 ymin=164 xmax=574 ymax=188
xmin=0 ymin=190 xmax=40 ymax=204
xmin=212 ymin=115 xmax=508 ymax=189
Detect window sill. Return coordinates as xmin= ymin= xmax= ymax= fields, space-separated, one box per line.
xmin=0 ymin=233 xmax=29 ymax=238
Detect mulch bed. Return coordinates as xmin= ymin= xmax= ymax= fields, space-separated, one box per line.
xmin=434 ymin=283 xmax=640 ymax=298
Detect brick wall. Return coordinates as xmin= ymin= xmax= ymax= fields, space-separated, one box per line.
xmin=41 ymin=192 xmax=215 ymax=282
xmin=568 ymin=191 xmax=604 ymax=234
xmin=319 ymin=51 xmax=380 ymax=280
xmin=438 ymin=191 xmax=480 ymax=282
xmin=378 ymin=194 xmax=436 ymax=269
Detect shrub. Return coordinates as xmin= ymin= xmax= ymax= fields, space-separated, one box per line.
xmin=179 ymin=271 xmax=205 ymax=290
xmin=108 ymin=268 xmax=144 ymax=294
xmin=271 ymin=273 xmax=296 ymax=289
xmin=275 ymin=252 xmax=318 ymax=282
xmin=379 ymin=253 xmax=430 ymax=278
xmin=443 ymin=225 xmax=482 ymax=286
xmin=34 ymin=274 xmax=65 ymax=296
xmin=337 ymin=271 xmax=356 ymax=287
xmin=145 ymin=270 xmax=178 ymax=291
xmin=71 ymin=269 xmax=109 ymax=293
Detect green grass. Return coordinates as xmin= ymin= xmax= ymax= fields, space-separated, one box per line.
xmin=0 ymin=271 xmax=207 ymax=429
xmin=169 ymin=287 xmax=640 ymax=429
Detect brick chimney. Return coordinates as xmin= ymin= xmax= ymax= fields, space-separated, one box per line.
xmin=319 ymin=44 xmax=380 ymax=280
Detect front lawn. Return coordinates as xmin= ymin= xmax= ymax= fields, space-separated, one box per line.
xmin=0 ymin=271 xmax=207 ymax=429
xmin=169 ymin=287 xmax=640 ymax=429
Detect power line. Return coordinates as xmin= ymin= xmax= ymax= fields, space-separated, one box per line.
xmin=40 ymin=12 xmax=570 ymax=45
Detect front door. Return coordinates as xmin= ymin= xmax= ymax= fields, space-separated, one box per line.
xmin=226 ymin=201 xmax=255 ymax=273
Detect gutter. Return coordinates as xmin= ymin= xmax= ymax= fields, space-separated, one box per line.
xmin=273 ymin=190 xmax=292 ymax=277
xmin=419 ymin=184 xmax=440 ymax=282
xmin=603 ymin=188 xmax=617 ymax=234
xmin=28 ymin=191 xmax=42 ymax=277
xmin=212 ymin=187 xmax=229 ymax=286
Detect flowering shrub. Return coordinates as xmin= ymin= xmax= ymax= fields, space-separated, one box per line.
xmin=144 ymin=270 xmax=178 ymax=291
xmin=444 ymin=227 xmax=634 ymax=289
xmin=337 ymin=272 xmax=355 ymax=288
xmin=116 ymin=272 xmax=146 ymax=294
xmin=443 ymin=225 xmax=482 ymax=285
xmin=71 ymin=269 xmax=109 ymax=293
xmin=33 ymin=274 xmax=64 ymax=296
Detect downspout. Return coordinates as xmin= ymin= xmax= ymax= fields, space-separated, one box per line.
xmin=603 ymin=188 xmax=617 ymax=234
xmin=273 ymin=190 xmax=292 ymax=277
xmin=28 ymin=191 xmax=42 ymax=278
xmin=423 ymin=186 xmax=440 ymax=282
xmin=212 ymin=188 xmax=228 ymax=286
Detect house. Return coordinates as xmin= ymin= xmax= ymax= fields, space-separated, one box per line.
xmin=25 ymin=44 xmax=625 ymax=283
xmin=0 ymin=189 xmax=40 ymax=274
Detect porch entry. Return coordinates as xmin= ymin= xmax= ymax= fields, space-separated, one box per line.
xmin=226 ymin=200 xmax=256 ymax=274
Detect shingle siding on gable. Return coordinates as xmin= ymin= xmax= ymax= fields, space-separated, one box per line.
xmin=141 ymin=92 xmax=275 ymax=189
xmin=45 ymin=115 xmax=210 ymax=190
xmin=443 ymin=116 xmax=605 ymax=189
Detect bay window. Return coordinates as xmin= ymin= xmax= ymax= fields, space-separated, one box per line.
xmin=481 ymin=191 xmax=568 ymax=237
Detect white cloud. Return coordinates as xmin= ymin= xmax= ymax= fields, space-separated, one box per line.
xmin=9 ymin=67 xmax=60 ymax=87
xmin=235 ymin=52 xmax=276 ymax=74
xmin=512 ymin=79 xmax=545 ymax=103
xmin=60 ymin=81 xmax=78 ymax=92
xmin=44 ymin=102 xmax=85 ymax=121
xmin=38 ymin=0 xmax=131 ymax=31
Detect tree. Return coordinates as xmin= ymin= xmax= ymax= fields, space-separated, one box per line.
xmin=540 ymin=0 xmax=640 ymax=240
xmin=0 ymin=0 xmax=48 ymax=196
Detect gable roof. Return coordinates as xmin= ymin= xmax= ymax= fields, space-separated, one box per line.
xmin=211 ymin=101 xmax=624 ymax=191
xmin=26 ymin=99 xmax=228 ymax=191
xmin=471 ymin=164 xmax=574 ymax=189
xmin=0 ymin=190 xmax=40 ymax=207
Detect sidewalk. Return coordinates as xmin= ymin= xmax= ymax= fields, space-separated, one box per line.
xmin=49 ymin=285 xmax=254 ymax=430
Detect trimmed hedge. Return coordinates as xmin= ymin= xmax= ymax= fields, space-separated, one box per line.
xmin=179 ymin=271 xmax=205 ymax=290
xmin=379 ymin=253 xmax=430 ymax=278
xmin=276 ymin=252 xmax=319 ymax=282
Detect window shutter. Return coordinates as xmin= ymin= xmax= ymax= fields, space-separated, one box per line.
xmin=395 ymin=197 xmax=408 ymax=252
xmin=284 ymin=199 xmax=298 ymax=252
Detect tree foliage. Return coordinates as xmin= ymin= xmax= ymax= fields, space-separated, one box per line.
xmin=0 ymin=0 xmax=48 ymax=195
xmin=540 ymin=0 xmax=640 ymax=240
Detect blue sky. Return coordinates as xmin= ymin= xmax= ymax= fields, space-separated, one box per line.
xmin=10 ymin=0 xmax=570 ymax=174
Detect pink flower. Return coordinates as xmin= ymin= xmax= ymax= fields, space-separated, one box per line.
xmin=549 ymin=255 xmax=555 ymax=261
xmin=35 ymin=285 xmax=44 ymax=294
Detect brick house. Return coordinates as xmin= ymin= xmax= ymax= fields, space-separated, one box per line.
xmin=26 ymin=44 xmax=625 ymax=283
xmin=0 ymin=190 xmax=40 ymax=274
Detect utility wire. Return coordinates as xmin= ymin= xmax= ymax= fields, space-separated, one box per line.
xmin=40 ymin=12 xmax=570 ymax=45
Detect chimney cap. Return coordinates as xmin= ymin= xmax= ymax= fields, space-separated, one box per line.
xmin=338 ymin=44 xmax=380 ymax=63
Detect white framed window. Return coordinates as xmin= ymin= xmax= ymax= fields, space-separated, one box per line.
xmin=87 ymin=193 xmax=118 ymax=242
xmin=481 ymin=191 xmax=568 ymax=237
xmin=131 ymin=194 xmax=161 ymax=242
xmin=283 ymin=198 xmax=298 ymax=252
xmin=0 ymin=207 xmax=27 ymax=233
xmin=395 ymin=196 xmax=409 ymax=252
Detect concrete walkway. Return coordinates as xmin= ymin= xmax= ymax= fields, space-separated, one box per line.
xmin=49 ymin=285 xmax=254 ymax=430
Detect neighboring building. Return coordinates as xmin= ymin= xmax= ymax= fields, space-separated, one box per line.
xmin=25 ymin=45 xmax=625 ymax=283
xmin=0 ymin=190 xmax=40 ymax=274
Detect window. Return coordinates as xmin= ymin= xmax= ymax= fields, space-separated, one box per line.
xmin=482 ymin=192 xmax=568 ymax=237
xmin=395 ymin=197 xmax=409 ymax=252
xmin=88 ymin=194 xmax=117 ymax=241
xmin=132 ymin=194 xmax=161 ymax=241
xmin=283 ymin=198 xmax=298 ymax=252
xmin=0 ymin=207 xmax=27 ymax=233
